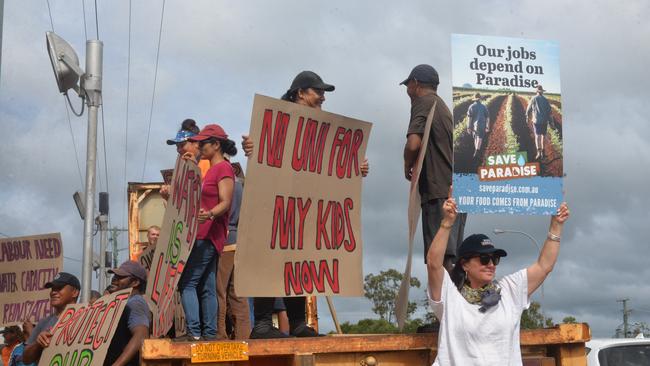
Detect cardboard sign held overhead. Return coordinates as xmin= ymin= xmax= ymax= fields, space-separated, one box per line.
xmin=0 ymin=233 xmax=63 ymax=326
xmin=37 ymin=288 xmax=132 ymax=366
xmin=235 ymin=95 xmax=372 ymax=297
xmin=145 ymin=156 xmax=201 ymax=337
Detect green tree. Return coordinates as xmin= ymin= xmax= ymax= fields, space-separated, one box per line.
xmin=521 ymin=302 xmax=554 ymax=329
xmin=562 ymin=316 xmax=577 ymax=324
xmin=338 ymin=318 xmax=427 ymax=334
xmin=363 ymin=269 xmax=421 ymax=323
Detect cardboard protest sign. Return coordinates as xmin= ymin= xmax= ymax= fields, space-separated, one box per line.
xmin=235 ymin=95 xmax=372 ymax=297
xmin=451 ymin=34 xmax=563 ymax=214
xmin=395 ymin=102 xmax=437 ymax=330
xmin=37 ymin=288 xmax=132 ymax=366
xmin=145 ymin=156 xmax=201 ymax=337
xmin=137 ymin=236 xmax=187 ymax=337
xmin=0 ymin=233 xmax=63 ymax=326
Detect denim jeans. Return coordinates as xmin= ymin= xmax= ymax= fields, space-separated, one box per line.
xmin=179 ymin=239 xmax=219 ymax=338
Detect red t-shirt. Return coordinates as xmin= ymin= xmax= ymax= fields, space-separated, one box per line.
xmin=196 ymin=160 xmax=234 ymax=253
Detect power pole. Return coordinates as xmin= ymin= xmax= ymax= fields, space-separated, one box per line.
xmin=617 ymin=298 xmax=631 ymax=338
xmin=108 ymin=227 xmax=129 ymax=271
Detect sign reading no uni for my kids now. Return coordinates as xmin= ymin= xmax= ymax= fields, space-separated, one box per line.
xmin=145 ymin=156 xmax=201 ymax=337
xmin=235 ymin=95 xmax=372 ymax=297
xmin=0 ymin=233 xmax=63 ymax=326
xmin=451 ymin=34 xmax=564 ymax=215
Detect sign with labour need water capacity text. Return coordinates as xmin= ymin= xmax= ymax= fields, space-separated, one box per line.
xmin=145 ymin=156 xmax=201 ymax=337
xmin=38 ymin=288 xmax=132 ymax=366
xmin=451 ymin=34 xmax=563 ymax=214
xmin=235 ymin=94 xmax=371 ymax=297
xmin=0 ymin=233 xmax=63 ymax=326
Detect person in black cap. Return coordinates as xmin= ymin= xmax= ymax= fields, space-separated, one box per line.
xmin=104 ymin=260 xmax=150 ymax=366
xmin=240 ymin=71 xmax=368 ymax=339
xmin=22 ymin=272 xmax=80 ymax=364
xmin=427 ymin=198 xmax=569 ymax=365
xmin=401 ymin=64 xmax=467 ymax=271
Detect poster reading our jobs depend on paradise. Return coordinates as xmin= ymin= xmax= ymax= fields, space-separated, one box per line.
xmin=451 ymin=34 xmax=563 ymax=215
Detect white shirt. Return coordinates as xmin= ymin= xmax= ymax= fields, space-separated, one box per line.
xmin=429 ymin=269 xmax=530 ymax=366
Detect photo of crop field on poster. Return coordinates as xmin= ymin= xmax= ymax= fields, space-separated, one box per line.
xmin=451 ymin=34 xmax=563 ymax=215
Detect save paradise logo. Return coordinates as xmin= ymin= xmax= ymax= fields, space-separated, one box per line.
xmin=478 ymin=152 xmax=540 ymax=181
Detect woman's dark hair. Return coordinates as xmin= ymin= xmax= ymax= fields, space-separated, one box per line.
xmin=281 ymin=89 xmax=298 ymax=102
xmin=181 ymin=118 xmax=200 ymax=134
xmin=450 ymin=258 xmax=468 ymax=290
xmin=202 ymin=137 xmax=238 ymax=157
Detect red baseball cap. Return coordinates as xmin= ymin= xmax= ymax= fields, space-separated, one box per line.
xmin=189 ymin=124 xmax=228 ymax=141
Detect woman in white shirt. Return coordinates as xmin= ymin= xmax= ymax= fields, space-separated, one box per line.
xmin=427 ymin=198 xmax=569 ymax=366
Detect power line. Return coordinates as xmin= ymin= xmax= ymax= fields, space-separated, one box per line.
xmin=121 ymin=0 xmax=132 ymax=229
xmin=93 ymin=0 xmax=99 ymax=39
xmin=141 ymin=0 xmax=166 ymax=181
xmin=45 ymin=1 xmax=84 ymax=189
xmin=80 ymin=0 xmax=88 ymax=40
xmin=64 ymin=101 xmax=85 ymax=188
xmin=45 ymin=0 xmax=55 ymax=31
xmin=100 ymin=106 xmax=111 ymax=220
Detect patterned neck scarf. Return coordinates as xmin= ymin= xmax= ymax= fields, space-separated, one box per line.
xmin=461 ymin=281 xmax=502 ymax=313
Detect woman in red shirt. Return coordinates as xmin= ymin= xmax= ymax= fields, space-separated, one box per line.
xmin=178 ymin=124 xmax=236 ymax=341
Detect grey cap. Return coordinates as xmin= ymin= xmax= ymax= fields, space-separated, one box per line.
xmin=400 ymin=64 xmax=440 ymax=86
xmin=108 ymin=260 xmax=147 ymax=282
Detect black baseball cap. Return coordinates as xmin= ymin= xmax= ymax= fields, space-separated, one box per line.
xmin=457 ymin=234 xmax=507 ymax=259
xmin=45 ymin=272 xmax=81 ymax=290
xmin=400 ymin=64 xmax=440 ymax=86
xmin=282 ymin=71 xmax=335 ymax=98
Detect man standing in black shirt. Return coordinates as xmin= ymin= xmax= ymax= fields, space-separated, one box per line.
xmin=402 ymin=64 xmax=467 ymax=270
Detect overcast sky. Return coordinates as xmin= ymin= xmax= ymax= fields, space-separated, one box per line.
xmin=1 ymin=0 xmax=649 ymax=337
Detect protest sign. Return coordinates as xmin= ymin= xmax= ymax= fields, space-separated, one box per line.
xmin=145 ymin=156 xmax=201 ymax=337
xmin=235 ymin=95 xmax=372 ymax=297
xmin=38 ymin=288 xmax=132 ymax=366
xmin=451 ymin=34 xmax=563 ymax=214
xmin=0 ymin=233 xmax=63 ymax=326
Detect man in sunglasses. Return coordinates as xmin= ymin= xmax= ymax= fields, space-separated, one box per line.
xmin=22 ymin=272 xmax=80 ymax=364
xmin=104 ymin=261 xmax=150 ymax=366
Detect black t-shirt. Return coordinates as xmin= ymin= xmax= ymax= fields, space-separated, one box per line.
xmin=104 ymin=294 xmax=150 ymax=366
xmin=406 ymin=92 xmax=453 ymax=202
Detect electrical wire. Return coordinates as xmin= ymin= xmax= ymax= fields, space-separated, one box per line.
xmin=81 ymin=0 xmax=88 ymax=40
xmin=65 ymin=92 xmax=85 ymax=116
xmin=45 ymin=1 xmax=85 ymax=190
xmin=141 ymin=0 xmax=166 ymax=181
xmin=64 ymin=101 xmax=85 ymax=188
xmin=94 ymin=0 xmax=100 ymax=39
xmin=45 ymin=0 xmax=55 ymax=31
xmin=100 ymin=105 xmax=112 ymax=228
xmin=121 ymin=0 xmax=132 ymax=229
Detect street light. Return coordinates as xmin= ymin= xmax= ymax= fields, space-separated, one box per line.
xmin=493 ymin=229 xmax=545 ymax=322
xmin=46 ymin=31 xmax=103 ymax=303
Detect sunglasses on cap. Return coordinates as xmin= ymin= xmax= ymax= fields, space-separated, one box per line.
xmin=471 ymin=254 xmax=501 ymax=266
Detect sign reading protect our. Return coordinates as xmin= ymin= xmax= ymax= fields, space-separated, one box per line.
xmin=451 ymin=34 xmax=564 ymax=214
xmin=0 ymin=233 xmax=63 ymax=326
xmin=235 ymin=95 xmax=371 ymax=297
xmin=37 ymin=288 xmax=132 ymax=366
